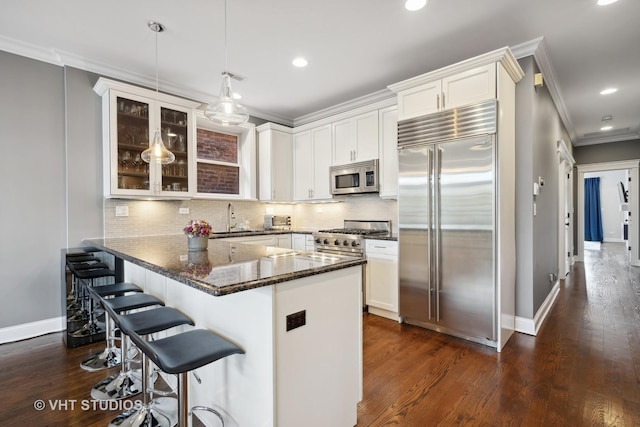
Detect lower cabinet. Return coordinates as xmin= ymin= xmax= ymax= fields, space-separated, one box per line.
xmin=365 ymin=240 xmax=399 ymax=321
xmin=276 ymin=234 xmax=292 ymax=249
xmin=220 ymin=235 xmax=277 ymax=246
xmin=292 ymin=234 xmax=315 ymax=252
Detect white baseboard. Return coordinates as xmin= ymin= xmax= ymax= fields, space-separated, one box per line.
xmin=603 ymin=238 xmax=625 ymax=243
xmin=0 ymin=316 xmax=65 ymax=344
xmin=515 ymin=281 xmax=560 ymax=336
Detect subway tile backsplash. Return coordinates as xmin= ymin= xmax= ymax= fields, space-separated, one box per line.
xmin=104 ymin=195 xmax=397 ymax=238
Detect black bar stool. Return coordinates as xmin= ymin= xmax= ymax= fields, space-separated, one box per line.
xmin=125 ymin=327 xmax=244 ymax=427
xmin=67 ymin=265 xmax=116 ymax=337
xmin=106 ymin=306 xmax=196 ymax=427
xmin=89 ymin=292 xmax=166 ymax=400
xmin=80 ymin=282 xmax=143 ymax=371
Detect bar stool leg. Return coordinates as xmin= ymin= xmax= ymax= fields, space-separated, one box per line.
xmin=91 ymin=333 xmax=141 ymax=400
xmin=80 ymin=312 xmax=120 ymax=371
xmin=107 ymin=345 xmax=175 ymax=427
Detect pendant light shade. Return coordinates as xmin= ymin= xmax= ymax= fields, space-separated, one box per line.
xmin=205 ymin=0 xmax=249 ymax=126
xmin=205 ymin=72 xmax=249 ymax=126
xmin=142 ymin=129 xmax=176 ymax=164
xmin=141 ymin=21 xmax=175 ymax=165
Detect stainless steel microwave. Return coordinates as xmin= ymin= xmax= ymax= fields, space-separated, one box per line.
xmin=330 ymin=159 xmax=379 ymax=195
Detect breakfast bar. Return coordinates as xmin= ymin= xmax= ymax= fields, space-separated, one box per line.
xmin=83 ymin=235 xmax=365 ymax=427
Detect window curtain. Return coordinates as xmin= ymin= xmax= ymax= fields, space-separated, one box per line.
xmin=584 ymin=177 xmax=604 ymax=242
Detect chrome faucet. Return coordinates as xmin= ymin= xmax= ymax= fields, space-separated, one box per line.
xmin=227 ymin=203 xmax=236 ymax=232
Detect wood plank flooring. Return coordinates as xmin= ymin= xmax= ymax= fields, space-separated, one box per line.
xmin=1 ymin=243 xmax=639 ymax=426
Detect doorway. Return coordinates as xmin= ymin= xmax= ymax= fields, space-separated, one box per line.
xmin=576 ymin=160 xmax=640 ymax=266
xmin=557 ymin=140 xmax=574 ymax=278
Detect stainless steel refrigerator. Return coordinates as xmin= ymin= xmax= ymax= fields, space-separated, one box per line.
xmin=398 ymin=100 xmax=499 ymax=347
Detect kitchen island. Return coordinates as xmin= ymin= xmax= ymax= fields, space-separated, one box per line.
xmin=84 ymin=235 xmax=365 ymax=427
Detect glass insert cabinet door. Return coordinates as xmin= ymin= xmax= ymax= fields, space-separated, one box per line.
xmin=115 ymin=95 xmax=152 ymax=191
xmin=159 ymin=106 xmax=189 ymax=194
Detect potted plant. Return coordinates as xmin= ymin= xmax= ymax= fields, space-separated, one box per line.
xmin=183 ymin=219 xmax=213 ymax=251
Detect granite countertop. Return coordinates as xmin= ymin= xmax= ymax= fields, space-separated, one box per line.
xmin=84 ymin=235 xmax=365 ymax=297
xmin=363 ymin=234 xmax=398 ymax=242
xmin=208 ymin=229 xmax=313 ymax=239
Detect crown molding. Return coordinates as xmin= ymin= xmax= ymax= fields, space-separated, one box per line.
xmin=0 ymin=34 xmax=62 ymax=66
xmin=293 ymin=88 xmax=396 ymax=127
xmin=573 ymin=131 xmax=640 ymax=147
xmin=510 ymin=37 xmax=578 ymax=145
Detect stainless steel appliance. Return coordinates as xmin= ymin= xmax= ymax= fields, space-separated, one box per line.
xmin=313 ymin=220 xmax=391 ymax=257
xmin=330 ymin=159 xmax=379 ymax=195
xmin=264 ymin=215 xmax=291 ymax=230
xmin=314 ymin=220 xmax=391 ymax=309
xmin=398 ymin=100 xmax=498 ymax=347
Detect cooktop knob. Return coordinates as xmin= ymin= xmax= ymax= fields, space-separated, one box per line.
xmin=334 ymin=239 xmax=340 ymax=245
xmin=315 ymin=238 xmax=321 ymax=244
xmin=323 ymin=239 xmax=329 ymax=245
xmin=351 ymin=241 xmax=359 ymax=247
xmin=343 ymin=240 xmax=349 ymax=246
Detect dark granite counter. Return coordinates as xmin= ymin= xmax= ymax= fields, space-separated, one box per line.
xmin=363 ymin=234 xmax=398 ymax=242
xmin=84 ymin=234 xmax=364 ymax=297
xmin=208 ymin=229 xmax=313 ymax=239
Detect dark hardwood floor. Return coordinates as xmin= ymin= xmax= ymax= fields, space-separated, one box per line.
xmin=1 ymin=243 xmax=639 ymax=426
xmin=357 ymin=242 xmax=640 ymax=426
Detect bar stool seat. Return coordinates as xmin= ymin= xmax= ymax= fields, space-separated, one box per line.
xmin=124 ymin=327 xmax=244 ymax=427
xmin=80 ymin=282 xmax=143 ymax=371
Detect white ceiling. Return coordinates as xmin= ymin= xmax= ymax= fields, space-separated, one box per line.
xmin=1 ymin=0 xmax=639 ymax=146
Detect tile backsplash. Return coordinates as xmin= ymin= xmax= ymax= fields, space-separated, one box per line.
xmin=104 ymin=195 xmax=397 ymax=238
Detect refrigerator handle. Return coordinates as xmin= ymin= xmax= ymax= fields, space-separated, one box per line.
xmin=427 ymin=147 xmax=433 ymax=321
xmin=435 ymin=147 xmax=443 ymax=322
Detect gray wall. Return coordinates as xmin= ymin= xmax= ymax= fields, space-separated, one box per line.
xmin=65 ymin=66 xmax=104 ymax=246
xmin=574 ymin=139 xmax=640 ymax=165
xmin=515 ymin=56 xmax=572 ymax=319
xmin=0 ymin=51 xmax=66 ymax=328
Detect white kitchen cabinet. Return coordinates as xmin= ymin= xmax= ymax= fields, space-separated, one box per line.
xmin=93 ymin=78 xmax=199 ymax=199
xmin=293 ymin=124 xmax=332 ymax=201
xmin=332 ymin=111 xmax=379 ymax=165
xmin=392 ymin=63 xmax=496 ymax=121
xmin=378 ymin=106 xmax=398 ymax=199
xmin=220 ymin=235 xmax=277 ymax=246
xmin=292 ymin=234 xmax=316 ymax=252
xmin=257 ymin=123 xmax=293 ymax=202
xmin=276 ymin=234 xmax=292 ymax=249
xmin=365 ymin=240 xmax=399 ymax=321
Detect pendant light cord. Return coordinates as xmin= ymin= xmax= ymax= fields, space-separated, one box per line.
xmin=224 ymin=0 xmax=228 ymax=74
xmin=155 ymin=26 xmax=159 ymax=96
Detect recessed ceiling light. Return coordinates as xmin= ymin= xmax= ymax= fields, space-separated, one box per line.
xmin=600 ymin=87 xmax=618 ymax=95
xmin=292 ymin=57 xmax=308 ymax=68
xmin=597 ymin=0 xmax=618 ymax=5
xmin=600 ymin=125 xmax=613 ymax=131
xmin=405 ymin=0 xmax=427 ymax=11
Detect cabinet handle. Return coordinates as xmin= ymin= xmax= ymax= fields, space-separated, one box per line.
xmin=436 ymin=94 xmax=440 ymax=110
xmin=442 ymin=92 xmax=445 ymax=109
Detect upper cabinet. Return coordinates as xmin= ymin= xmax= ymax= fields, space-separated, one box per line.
xmin=389 ymin=48 xmax=524 ymax=122
xmin=394 ymin=64 xmax=496 ymax=121
xmin=257 ymin=123 xmax=293 ymax=202
xmin=93 ymin=78 xmax=199 ymax=199
xmin=293 ymin=125 xmax=332 ymax=201
xmin=378 ymin=106 xmax=398 ymax=199
xmin=332 ymin=111 xmax=379 ymax=165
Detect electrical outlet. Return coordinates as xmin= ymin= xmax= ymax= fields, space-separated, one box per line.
xmin=115 ymin=206 xmax=129 ymax=217
xmin=179 ymin=254 xmax=188 ymax=262
xmin=286 ymin=310 xmax=306 ymax=332
xmin=179 ymin=207 xmax=189 ymax=214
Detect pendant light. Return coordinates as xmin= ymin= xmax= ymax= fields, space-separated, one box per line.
xmin=142 ymin=21 xmax=175 ymax=165
xmin=205 ymin=0 xmax=249 ymax=126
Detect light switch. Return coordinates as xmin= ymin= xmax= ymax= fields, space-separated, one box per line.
xmin=533 ymin=183 xmax=540 ymax=196
xmin=115 ymin=205 xmax=129 ymax=217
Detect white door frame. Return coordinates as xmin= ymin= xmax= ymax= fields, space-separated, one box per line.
xmin=557 ymin=140 xmax=574 ymax=277
xmin=576 ymin=160 xmax=640 ymax=266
